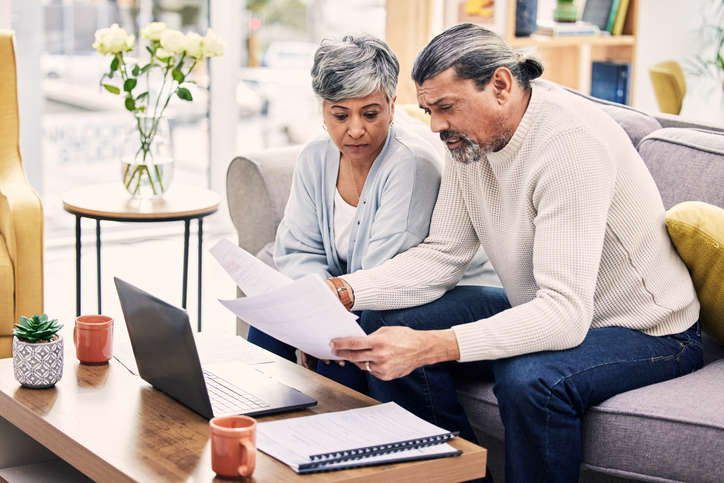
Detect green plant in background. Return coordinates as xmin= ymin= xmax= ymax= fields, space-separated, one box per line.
xmin=92 ymin=22 xmax=225 ymax=196
xmin=13 ymin=314 xmax=64 ymax=343
xmin=687 ymin=0 xmax=724 ymax=93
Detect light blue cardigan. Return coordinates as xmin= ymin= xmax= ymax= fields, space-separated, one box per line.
xmin=274 ymin=124 xmax=499 ymax=285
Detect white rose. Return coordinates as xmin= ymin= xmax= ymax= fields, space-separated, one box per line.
xmin=202 ymin=28 xmax=225 ymax=58
xmin=160 ymin=29 xmax=186 ymax=54
xmin=155 ymin=48 xmax=175 ymax=60
xmin=140 ymin=22 xmax=167 ymax=41
xmin=92 ymin=24 xmax=134 ymax=55
xmin=184 ymin=32 xmax=204 ymax=60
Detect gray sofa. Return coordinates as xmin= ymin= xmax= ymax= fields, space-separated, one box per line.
xmin=226 ymin=96 xmax=724 ymax=482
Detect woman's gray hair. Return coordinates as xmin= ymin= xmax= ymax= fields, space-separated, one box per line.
xmin=412 ymin=23 xmax=544 ymax=91
xmin=311 ymin=33 xmax=399 ymax=103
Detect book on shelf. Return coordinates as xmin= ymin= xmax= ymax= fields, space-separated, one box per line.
xmin=256 ymin=402 xmax=462 ymax=474
xmin=581 ymin=0 xmax=616 ymax=31
xmin=535 ymin=20 xmax=600 ymax=37
xmin=590 ymin=60 xmax=631 ymax=105
xmin=611 ymin=0 xmax=631 ymax=35
xmin=605 ymin=0 xmax=621 ymax=33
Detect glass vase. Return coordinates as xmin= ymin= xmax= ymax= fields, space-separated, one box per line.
xmin=121 ymin=113 xmax=174 ymax=199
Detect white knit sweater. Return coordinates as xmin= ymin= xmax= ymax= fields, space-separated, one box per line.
xmin=342 ymin=80 xmax=700 ymax=362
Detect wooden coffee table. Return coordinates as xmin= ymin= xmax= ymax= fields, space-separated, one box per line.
xmin=0 ymin=337 xmax=487 ymax=482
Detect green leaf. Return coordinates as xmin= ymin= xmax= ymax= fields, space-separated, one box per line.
xmin=110 ymin=57 xmax=119 ymax=73
xmin=136 ymin=91 xmax=149 ymax=100
xmin=123 ymin=78 xmax=137 ymax=92
xmin=146 ymin=46 xmax=154 ymax=56
xmin=137 ymin=106 xmax=146 ymax=112
xmin=125 ymin=97 xmax=136 ymax=111
xmin=172 ymin=69 xmax=184 ymax=83
xmin=140 ymin=63 xmax=153 ymax=74
xmin=176 ymin=87 xmax=193 ymax=101
xmin=132 ymin=64 xmax=140 ymax=76
xmin=103 ymin=84 xmax=121 ymax=95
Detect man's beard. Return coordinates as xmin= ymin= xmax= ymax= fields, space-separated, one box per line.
xmin=440 ymin=127 xmax=512 ymax=163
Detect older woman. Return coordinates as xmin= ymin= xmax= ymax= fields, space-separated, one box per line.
xmin=247 ymin=32 xmax=495 ymax=391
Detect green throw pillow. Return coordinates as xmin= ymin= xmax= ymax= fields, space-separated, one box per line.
xmin=666 ymin=201 xmax=724 ymax=345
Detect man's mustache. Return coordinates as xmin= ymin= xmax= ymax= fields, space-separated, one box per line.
xmin=440 ymin=130 xmax=472 ymax=145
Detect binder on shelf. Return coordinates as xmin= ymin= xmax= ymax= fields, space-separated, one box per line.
xmin=611 ymin=0 xmax=631 ymax=35
xmin=256 ymin=402 xmax=462 ymax=474
xmin=590 ymin=60 xmax=631 ymax=105
xmin=581 ymin=0 xmax=616 ymax=31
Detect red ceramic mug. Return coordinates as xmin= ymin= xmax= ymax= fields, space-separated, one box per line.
xmin=209 ymin=415 xmax=257 ymax=479
xmin=73 ymin=315 xmax=114 ymax=365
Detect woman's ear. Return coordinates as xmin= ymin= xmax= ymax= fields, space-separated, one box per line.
xmin=390 ymin=96 xmax=397 ymax=123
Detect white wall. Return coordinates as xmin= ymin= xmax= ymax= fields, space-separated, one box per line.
xmin=634 ymin=0 xmax=719 ymax=122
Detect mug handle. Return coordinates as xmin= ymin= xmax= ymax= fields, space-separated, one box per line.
xmin=238 ymin=439 xmax=256 ymax=477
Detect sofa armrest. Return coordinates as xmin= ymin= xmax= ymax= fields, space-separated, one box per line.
xmin=226 ymin=145 xmax=302 ymax=257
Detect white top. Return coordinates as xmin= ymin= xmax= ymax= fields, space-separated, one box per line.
xmin=342 ymin=80 xmax=699 ymax=362
xmin=334 ymin=188 xmax=357 ymax=263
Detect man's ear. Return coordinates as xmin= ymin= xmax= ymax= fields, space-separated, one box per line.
xmin=490 ymin=67 xmax=513 ymax=104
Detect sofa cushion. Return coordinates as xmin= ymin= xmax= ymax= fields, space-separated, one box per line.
xmin=581 ymin=359 xmax=724 ymax=482
xmin=666 ymin=202 xmax=724 ymax=345
xmin=638 ymin=128 xmax=724 ymax=211
xmin=563 ymin=87 xmax=662 ymax=147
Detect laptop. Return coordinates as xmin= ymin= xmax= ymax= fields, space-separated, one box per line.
xmin=114 ymin=277 xmax=317 ymax=419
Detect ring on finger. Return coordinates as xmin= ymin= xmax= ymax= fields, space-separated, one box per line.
xmin=365 ymin=361 xmax=371 ymax=372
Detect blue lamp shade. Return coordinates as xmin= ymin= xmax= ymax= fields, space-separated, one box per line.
xmin=516 ymin=0 xmax=539 ymax=36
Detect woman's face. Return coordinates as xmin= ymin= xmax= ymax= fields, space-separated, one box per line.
xmin=322 ymin=90 xmax=395 ymax=165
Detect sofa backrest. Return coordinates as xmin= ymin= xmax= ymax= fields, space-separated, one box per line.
xmin=563 ymin=87 xmax=663 ymax=147
xmin=638 ymin=128 xmax=724 ymax=210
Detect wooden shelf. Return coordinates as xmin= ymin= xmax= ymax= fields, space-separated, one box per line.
xmin=385 ymin=0 xmax=639 ymax=104
xmin=509 ymin=34 xmax=636 ymax=49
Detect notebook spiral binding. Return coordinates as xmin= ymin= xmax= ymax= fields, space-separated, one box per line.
xmin=301 ymin=431 xmax=459 ymax=470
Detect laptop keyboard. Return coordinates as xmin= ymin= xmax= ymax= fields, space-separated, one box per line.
xmin=203 ymin=370 xmax=271 ymax=415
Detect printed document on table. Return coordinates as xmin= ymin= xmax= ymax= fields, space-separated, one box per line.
xmin=209 ymin=238 xmax=292 ymax=297
xmin=255 ymin=402 xmax=461 ymax=473
xmin=211 ymin=239 xmax=365 ymax=360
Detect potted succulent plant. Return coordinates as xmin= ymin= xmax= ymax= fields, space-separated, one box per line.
xmin=12 ymin=314 xmax=65 ymax=389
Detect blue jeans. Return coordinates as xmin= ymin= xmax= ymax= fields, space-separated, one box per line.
xmin=247 ymin=325 xmax=369 ymax=394
xmin=358 ymin=285 xmax=703 ymax=482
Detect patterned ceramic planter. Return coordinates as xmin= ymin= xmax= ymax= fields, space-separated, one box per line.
xmin=13 ymin=335 xmax=64 ymax=388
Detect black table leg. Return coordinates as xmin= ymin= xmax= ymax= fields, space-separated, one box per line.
xmin=96 ymin=220 xmax=102 ymax=314
xmin=197 ymin=217 xmax=203 ymax=332
xmin=182 ymin=219 xmax=190 ymax=310
xmin=75 ymin=215 xmax=81 ymax=317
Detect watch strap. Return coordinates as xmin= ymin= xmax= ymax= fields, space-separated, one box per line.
xmin=329 ymin=277 xmax=353 ymax=311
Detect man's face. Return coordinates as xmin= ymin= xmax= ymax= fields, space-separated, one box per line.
xmin=416 ymin=67 xmax=512 ymax=163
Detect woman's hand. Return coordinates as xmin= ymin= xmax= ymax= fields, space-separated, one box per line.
xmin=329 ymin=327 xmax=460 ymax=380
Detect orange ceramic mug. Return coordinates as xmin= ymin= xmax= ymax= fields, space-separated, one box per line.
xmin=209 ymin=415 xmax=257 ymax=479
xmin=73 ymin=315 xmax=114 ymax=365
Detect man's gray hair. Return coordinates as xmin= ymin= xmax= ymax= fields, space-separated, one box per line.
xmin=311 ymin=33 xmax=399 ymax=103
xmin=412 ymin=23 xmax=544 ymax=91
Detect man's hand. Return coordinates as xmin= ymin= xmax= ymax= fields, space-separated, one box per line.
xmin=330 ymin=327 xmax=461 ymax=380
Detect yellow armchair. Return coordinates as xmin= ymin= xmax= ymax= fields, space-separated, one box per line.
xmin=0 ymin=30 xmax=44 ymax=358
xmin=649 ymin=61 xmax=686 ymax=115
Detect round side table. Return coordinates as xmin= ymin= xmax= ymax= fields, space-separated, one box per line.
xmin=63 ymin=183 xmax=221 ymax=331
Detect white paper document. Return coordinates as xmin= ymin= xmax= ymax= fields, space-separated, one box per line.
xmin=211 ymin=239 xmax=366 ymax=360
xmin=256 ymin=402 xmax=460 ymax=473
xmin=209 ymin=237 xmax=292 ymax=297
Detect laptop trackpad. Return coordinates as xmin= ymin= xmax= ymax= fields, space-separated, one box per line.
xmin=205 ymin=361 xmax=315 ymax=412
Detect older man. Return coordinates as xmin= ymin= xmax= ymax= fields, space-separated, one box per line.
xmin=326 ymin=23 xmax=702 ymax=481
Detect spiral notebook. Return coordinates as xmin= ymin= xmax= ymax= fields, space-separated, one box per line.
xmin=256 ymin=402 xmax=462 ymax=474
